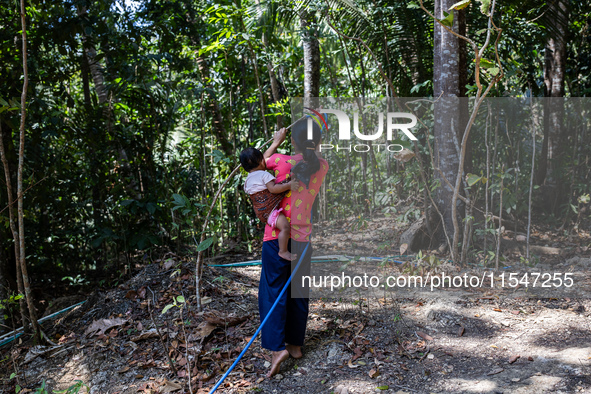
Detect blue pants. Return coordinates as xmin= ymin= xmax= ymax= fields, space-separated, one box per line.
xmin=259 ymin=239 xmax=312 ymax=351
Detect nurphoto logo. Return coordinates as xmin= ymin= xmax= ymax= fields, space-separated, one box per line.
xmin=305 ymin=106 xmax=419 ymax=153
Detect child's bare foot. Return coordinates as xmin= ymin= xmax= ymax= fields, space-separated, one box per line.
xmin=266 ymin=350 xmax=289 ymax=378
xmin=278 ymin=251 xmax=297 ymax=261
xmin=286 ymin=344 xmax=303 ymax=359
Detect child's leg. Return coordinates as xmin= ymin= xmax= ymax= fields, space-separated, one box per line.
xmin=276 ymin=214 xmax=296 ymax=261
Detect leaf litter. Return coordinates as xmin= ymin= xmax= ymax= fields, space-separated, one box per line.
xmin=1 ymin=217 xmax=591 ymax=393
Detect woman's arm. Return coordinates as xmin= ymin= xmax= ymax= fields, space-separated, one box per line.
xmin=266 ymin=180 xmax=291 ymax=194
xmin=263 ymin=127 xmax=287 ymax=160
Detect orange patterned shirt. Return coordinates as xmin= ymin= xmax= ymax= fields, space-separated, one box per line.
xmin=263 ymin=153 xmax=328 ymax=242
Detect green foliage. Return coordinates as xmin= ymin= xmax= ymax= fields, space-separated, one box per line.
xmin=161 ymin=295 xmax=186 ymax=315
xmin=449 ymin=0 xmax=471 ymax=11
xmin=0 ymin=293 xmax=23 ymax=321
xmin=62 ymin=275 xmax=88 ymax=287
xmin=53 ymin=380 xmax=89 ymax=394
xmin=438 ymin=11 xmax=454 ymax=27
xmin=0 ymin=0 xmax=590 ymax=287
xmin=33 ymin=380 xmax=48 ymax=394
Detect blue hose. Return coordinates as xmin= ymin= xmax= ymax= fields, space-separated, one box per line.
xmin=208 ymin=242 xmax=311 ymax=394
xmin=208 ymin=255 xmax=410 ymax=268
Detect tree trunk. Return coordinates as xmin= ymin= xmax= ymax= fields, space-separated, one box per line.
xmin=194 ymin=48 xmax=234 ymax=155
xmin=300 ymin=9 xmax=320 ymax=99
xmin=432 ymin=0 xmax=461 ymax=245
xmin=81 ymin=50 xmax=106 ymax=272
xmin=537 ymin=0 xmax=568 ymax=212
xmin=18 ymin=0 xmax=41 ymax=343
xmin=457 ymin=9 xmax=472 ymax=175
xmin=263 ymin=33 xmax=283 ymax=129
xmin=0 ymin=123 xmax=30 ymax=333
xmin=0 ymin=244 xmax=7 ymax=333
xmin=77 ymin=5 xmax=142 ymax=203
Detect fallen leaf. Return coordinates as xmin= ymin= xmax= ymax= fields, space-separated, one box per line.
xmin=376 ymin=386 xmax=389 ymax=390
xmin=458 ymin=326 xmax=465 ymax=337
xmin=487 ymin=367 xmax=504 ymax=375
xmin=125 ymin=290 xmax=138 ymax=300
xmin=160 ymin=380 xmax=183 ymax=393
xmin=528 ymin=356 xmax=534 ymax=361
xmin=347 ymin=359 xmax=360 ymax=369
xmin=399 ymin=243 xmax=409 ymax=255
xmin=394 ymin=148 xmax=415 ymax=162
xmin=117 ymin=366 xmax=130 ymax=373
xmin=508 ymin=355 xmax=520 ymax=364
xmin=511 ymin=310 xmax=520 ymax=315
xmin=368 ymin=368 xmax=380 ymax=378
xmin=416 ymin=331 xmax=433 ymax=341
xmin=132 ymin=329 xmax=159 ymax=342
xmin=493 ymin=308 xmax=502 ymax=312
xmin=84 ymin=318 xmax=127 ymax=337
xmin=195 ymin=321 xmax=217 ymax=338
xmin=163 ymin=259 xmax=176 ymax=270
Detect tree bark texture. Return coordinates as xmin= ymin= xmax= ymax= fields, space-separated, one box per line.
xmin=262 ymin=32 xmax=284 ymax=130
xmin=537 ymin=0 xmax=568 ymax=211
xmin=194 ymin=49 xmax=234 ymax=155
xmin=457 ymin=8 xmax=472 ymax=175
xmin=18 ymin=0 xmax=41 ymax=342
xmin=0 ymin=122 xmax=29 ymax=332
xmin=300 ymin=9 xmax=320 ymax=99
xmin=433 ymin=0 xmax=461 ymax=243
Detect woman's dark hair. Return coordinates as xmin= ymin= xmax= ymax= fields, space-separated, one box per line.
xmin=291 ymin=117 xmax=322 ymax=187
xmin=239 ymin=147 xmax=264 ymax=171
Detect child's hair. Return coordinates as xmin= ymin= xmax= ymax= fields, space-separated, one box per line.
xmin=239 ymin=147 xmax=264 ymax=171
xmin=291 ymin=117 xmax=322 ymax=187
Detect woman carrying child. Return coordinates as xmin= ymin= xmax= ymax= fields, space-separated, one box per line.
xmin=257 ymin=118 xmax=328 ymax=378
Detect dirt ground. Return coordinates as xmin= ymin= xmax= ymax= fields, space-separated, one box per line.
xmin=1 ymin=216 xmax=590 ymax=394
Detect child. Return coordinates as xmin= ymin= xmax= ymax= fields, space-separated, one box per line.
xmin=240 ymin=147 xmax=295 ymax=261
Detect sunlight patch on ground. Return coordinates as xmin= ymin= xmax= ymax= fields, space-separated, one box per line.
xmin=552 ymin=347 xmax=591 ymax=366
xmin=446 ymin=378 xmax=498 ymax=392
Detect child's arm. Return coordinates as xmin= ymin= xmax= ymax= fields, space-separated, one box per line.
xmin=266 ymin=180 xmax=291 ymax=194
xmin=263 ymin=128 xmax=287 ymax=160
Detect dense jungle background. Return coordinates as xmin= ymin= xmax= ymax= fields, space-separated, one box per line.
xmin=1 ymin=0 xmax=591 ymax=392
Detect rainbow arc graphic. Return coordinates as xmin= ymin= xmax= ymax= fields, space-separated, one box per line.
xmin=304 ymin=107 xmax=328 ymax=133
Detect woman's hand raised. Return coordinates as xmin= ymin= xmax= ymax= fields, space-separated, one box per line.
xmin=264 ymin=127 xmax=287 ymax=159
xmin=274 ymin=127 xmax=287 ymax=145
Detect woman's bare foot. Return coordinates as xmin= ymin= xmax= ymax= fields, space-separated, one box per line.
xmin=278 ymin=251 xmax=297 ymax=261
xmin=286 ymin=344 xmax=303 ymax=359
xmin=266 ymin=350 xmax=289 ymax=378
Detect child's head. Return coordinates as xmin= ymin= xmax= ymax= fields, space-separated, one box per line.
xmin=239 ymin=147 xmax=265 ymax=172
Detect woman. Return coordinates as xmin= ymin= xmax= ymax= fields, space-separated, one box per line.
xmin=259 ymin=118 xmax=328 ymax=377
